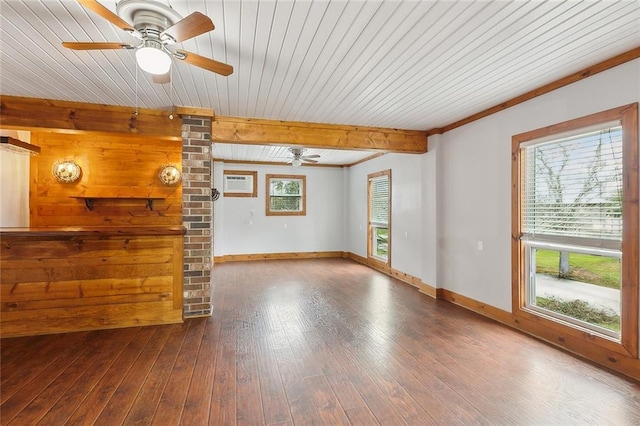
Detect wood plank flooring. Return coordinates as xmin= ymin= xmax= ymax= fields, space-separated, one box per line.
xmin=1 ymin=258 xmax=639 ymax=425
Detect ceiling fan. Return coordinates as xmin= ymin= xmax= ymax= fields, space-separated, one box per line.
xmin=288 ymin=147 xmax=320 ymax=167
xmin=62 ymin=0 xmax=233 ymax=83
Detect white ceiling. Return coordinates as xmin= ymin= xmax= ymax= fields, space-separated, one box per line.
xmin=212 ymin=143 xmax=380 ymax=166
xmin=1 ymin=0 xmax=639 ymax=165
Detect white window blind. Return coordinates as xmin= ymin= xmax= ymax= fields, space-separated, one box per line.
xmin=370 ymin=175 xmax=389 ymax=225
xmin=522 ymin=125 xmax=623 ymax=246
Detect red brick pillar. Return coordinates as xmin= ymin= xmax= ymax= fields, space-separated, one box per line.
xmin=182 ymin=115 xmax=212 ymax=317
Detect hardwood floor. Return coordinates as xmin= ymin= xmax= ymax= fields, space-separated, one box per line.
xmin=1 ymin=258 xmax=639 ymax=425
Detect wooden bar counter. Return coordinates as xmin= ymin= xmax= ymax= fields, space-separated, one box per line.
xmin=0 ymin=226 xmax=185 ymax=337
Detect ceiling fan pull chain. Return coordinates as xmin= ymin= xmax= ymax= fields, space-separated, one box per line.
xmin=169 ymin=65 xmax=174 ymax=120
xmin=134 ymin=61 xmax=139 ymax=116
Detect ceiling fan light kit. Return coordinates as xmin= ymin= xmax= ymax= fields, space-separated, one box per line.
xmin=136 ymin=41 xmax=171 ymax=75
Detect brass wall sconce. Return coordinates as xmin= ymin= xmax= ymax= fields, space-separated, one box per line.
xmin=52 ymin=159 xmax=82 ymax=183
xmin=158 ymin=164 xmax=182 ymax=186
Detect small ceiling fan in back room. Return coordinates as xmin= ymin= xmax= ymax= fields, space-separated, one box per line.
xmin=62 ymin=0 xmax=233 ymax=83
xmin=288 ymin=148 xmax=320 ymax=167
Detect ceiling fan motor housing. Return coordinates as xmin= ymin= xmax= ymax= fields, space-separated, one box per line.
xmin=140 ymin=39 xmax=163 ymax=51
xmin=290 ymin=147 xmax=305 ymax=158
xmin=117 ymin=0 xmax=182 ymax=35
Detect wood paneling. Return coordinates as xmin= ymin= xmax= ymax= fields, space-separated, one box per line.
xmin=0 ymin=228 xmax=184 ymax=337
xmin=0 ymin=96 xmax=181 ymax=137
xmin=212 ymin=116 xmax=427 ymax=153
xmin=29 ymin=130 xmax=182 ymax=227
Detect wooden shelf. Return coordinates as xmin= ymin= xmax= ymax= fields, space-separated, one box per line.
xmin=70 ymin=196 xmax=164 ymax=211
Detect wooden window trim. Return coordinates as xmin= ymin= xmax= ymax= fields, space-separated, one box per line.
xmin=265 ymin=174 xmax=306 ymax=216
xmin=367 ymin=169 xmax=392 ymax=268
xmin=223 ymin=170 xmax=257 ymax=197
xmin=511 ymin=103 xmax=639 ymax=359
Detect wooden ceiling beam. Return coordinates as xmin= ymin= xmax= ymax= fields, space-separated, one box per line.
xmin=176 ymin=106 xmax=215 ymax=118
xmin=0 ymin=96 xmax=426 ymax=153
xmin=212 ymin=116 xmax=428 ymax=153
xmin=0 ymin=96 xmax=181 ymax=138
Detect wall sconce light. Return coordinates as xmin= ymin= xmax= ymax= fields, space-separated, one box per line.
xmin=52 ymin=159 xmax=82 ymax=183
xmin=159 ymin=164 xmax=182 ymax=186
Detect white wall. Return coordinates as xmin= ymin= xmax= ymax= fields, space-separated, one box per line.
xmin=213 ymin=162 xmax=345 ymax=256
xmin=213 ymin=59 xmax=639 ymax=312
xmin=421 ymin=135 xmax=439 ymax=287
xmin=436 ymin=59 xmax=640 ymax=312
xmin=348 ymin=153 xmax=424 ymax=279
xmin=0 ymin=130 xmax=32 ymax=227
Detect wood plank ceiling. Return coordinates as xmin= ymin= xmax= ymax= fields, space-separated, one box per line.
xmin=1 ymin=0 xmax=639 ymax=165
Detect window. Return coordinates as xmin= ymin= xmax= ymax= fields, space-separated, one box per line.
xmin=368 ymin=170 xmax=391 ymax=264
xmin=223 ymin=170 xmax=257 ymax=197
xmin=266 ymin=174 xmax=306 ymax=216
xmin=512 ymin=104 xmax=638 ymax=358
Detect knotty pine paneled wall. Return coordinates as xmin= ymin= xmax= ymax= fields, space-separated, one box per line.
xmin=1 ymin=228 xmax=184 ymax=337
xmin=30 ymin=131 xmax=182 ymax=227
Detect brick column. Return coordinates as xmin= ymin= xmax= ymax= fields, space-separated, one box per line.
xmin=182 ymin=115 xmax=212 ymax=317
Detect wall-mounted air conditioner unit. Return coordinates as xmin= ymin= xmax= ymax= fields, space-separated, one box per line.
xmin=224 ymin=175 xmax=253 ymax=193
xmin=223 ymin=171 xmax=257 ymax=197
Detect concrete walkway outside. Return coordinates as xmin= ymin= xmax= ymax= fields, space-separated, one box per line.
xmin=535 ymin=274 xmax=620 ymax=315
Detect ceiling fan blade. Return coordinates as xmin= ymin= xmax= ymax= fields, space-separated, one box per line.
xmin=175 ymin=49 xmax=233 ymax=76
xmin=302 ymin=158 xmax=319 ymax=163
xmin=77 ymin=0 xmax=136 ymax=33
xmin=153 ymin=72 xmax=171 ymax=84
xmin=161 ymin=12 xmax=214 ymax=43
xmin=302 ymin=154 xmax=321 ymax=159
xmin=63 ymin=42 xmax=132 ymax=50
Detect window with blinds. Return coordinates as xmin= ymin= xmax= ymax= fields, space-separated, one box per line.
xmin=370 ymin=175 xmax=389 ymax=226
xmin=368 ymin=170 xmax=391 ymax=263
xmin=522 ymin=124 xmax=623 ymax=249
xmin=512 ymin=103 xmax=638 ymax=358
